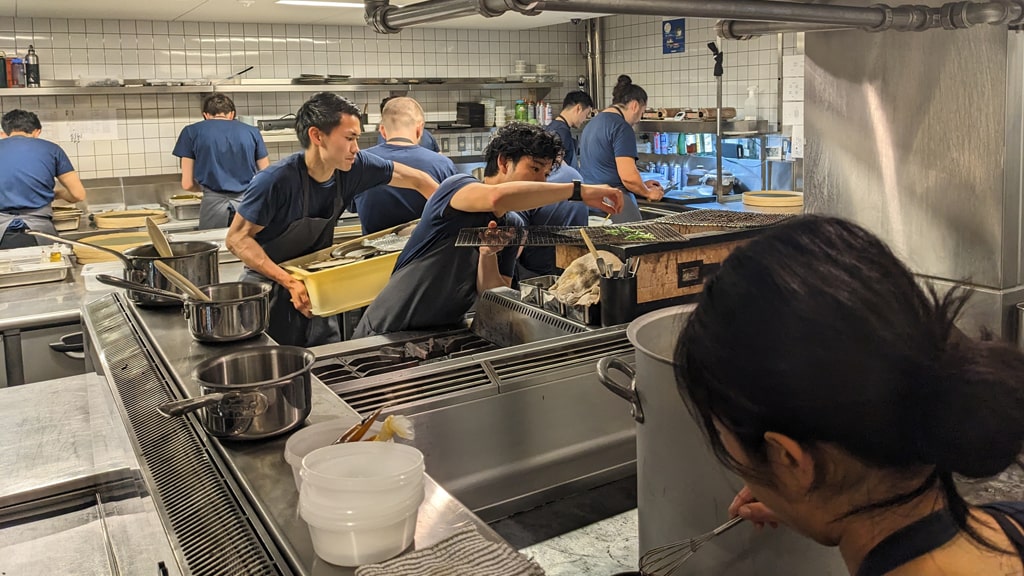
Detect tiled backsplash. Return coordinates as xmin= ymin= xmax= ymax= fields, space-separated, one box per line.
xmin=601 ymin=15 xmax=798 ymax=124
xmin=0 ymin=17 xmax=586 ymax=180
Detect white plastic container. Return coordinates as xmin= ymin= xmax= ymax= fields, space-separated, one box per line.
xmin=284 ymin=419 xmax=353 ymax=490
xmin=300 ymin=488 xmax=423 ymax=566
xmin=298 ymin=442 xmax=427 ymax=566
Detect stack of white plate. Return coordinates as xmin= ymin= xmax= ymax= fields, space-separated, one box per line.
xmin=480 ymin=97 xmax=496 ymax=127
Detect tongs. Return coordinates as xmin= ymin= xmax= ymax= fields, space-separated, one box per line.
xmin=332 ymin=407 xmax=384 ymax=444
xmin=579 ymin=228 xmax=610 ymax=278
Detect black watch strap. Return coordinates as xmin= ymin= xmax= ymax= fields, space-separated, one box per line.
xmin=570 ymin=179 xmax=582 ymax=201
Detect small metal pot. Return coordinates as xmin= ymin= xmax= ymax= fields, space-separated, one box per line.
xmin=158 ymin=346 xmax=314 ymax=440
xmin=122 ymin=242 xmax=220 ymax=306
xmin=95 ymin=275 xmax=270 ymax=342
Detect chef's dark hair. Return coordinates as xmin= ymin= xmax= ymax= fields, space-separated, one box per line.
xmin=295 ymin=92 xmax=361 ymax=148
xmin=1 ymin=109 xmax=42 ymax=134
xmin=675 ymin=215 xmax=1024 ymax=547
xmin=202 ymin=93 xmax=236 ymax=116
xmin=483 ymin=122 xmax=563 ymax=177
xmin=611 ymin=75 xmax=647 ymax=106
xmin=562 ymin=91 xmax=594 ymax=110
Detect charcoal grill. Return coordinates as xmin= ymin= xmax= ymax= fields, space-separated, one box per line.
xmin=655 ymin=209 xmax=794 ymax=228
xmin=454 ymin=222 xmax=691 ymax=247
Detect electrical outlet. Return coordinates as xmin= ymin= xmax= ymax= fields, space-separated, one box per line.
xmin=783 ymin=55 xmax=805 ymax=78
xmin=783 ymin=77 xmax=804 ymax=102
xmin=782 ymin=101 xmax=804 ymax=126
xmin=791 ymin=125 xmax=805 ymax=159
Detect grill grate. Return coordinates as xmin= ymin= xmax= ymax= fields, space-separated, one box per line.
xmin=454 ymin=223 xmax=691 ymax=247
xmin=655 ymin=209 xmax=794 ymax=228
xmin=86 ymin=296 xmax=285 ymax=576
xmin=330 ymin=364 xmax=494 ymax=413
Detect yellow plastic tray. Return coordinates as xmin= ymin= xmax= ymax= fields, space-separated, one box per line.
xmin=281 ymin=221 xmax=416 ymax=317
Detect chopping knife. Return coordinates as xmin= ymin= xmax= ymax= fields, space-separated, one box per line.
xmin=579 ymin=228 xmax=609 ymax=278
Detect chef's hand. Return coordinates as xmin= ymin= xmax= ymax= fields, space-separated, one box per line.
xmin=729 ymin=485 xmax=780 ymax=530
xmin=581 ymin=185 xmax=623 ymax=215
xmin=644 ymin=180 xmax=665 ymax=202
xmin=285 ymin=278 xmax=312 ymax=318
xmin=478 ymin=220 xmax=517 ymax=256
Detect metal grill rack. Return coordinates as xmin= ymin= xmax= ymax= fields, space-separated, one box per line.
xmin=655 ymin=209 xmax=795 ymax=228
xmin=454 ymin=222 xmax=691 ymax=247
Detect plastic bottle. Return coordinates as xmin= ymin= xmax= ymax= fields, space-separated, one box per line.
xmin=514 ymin=100 xmax=527 ymax=121
xmin=544 ymin=103 xmax=552 ymax=126
xmin=672 ymin=162 xmax=683 ymax=187
xmin=10 ymin=58 xmax=24 ymax=87
xmin=24 ymin=45 xmax=39 ymax=88
xmin=743 ymin=86 xmax=758 ymax=121
xmin=659 ymin=132 xmax=669 ymax=156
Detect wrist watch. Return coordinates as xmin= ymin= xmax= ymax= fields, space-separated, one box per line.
xmin=570 ymin=179 xmax=583 ymax=202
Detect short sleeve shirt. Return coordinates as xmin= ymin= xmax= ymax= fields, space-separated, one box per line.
xmin=172 ymin=119 xmax=268 ymax=193
xmin=353 ymin=142 xmax=457 ymax=234
xmin=578 ymin=110 xmax=638 ymax=189
xmin=0 ymin=136 xmax=74 ymax=210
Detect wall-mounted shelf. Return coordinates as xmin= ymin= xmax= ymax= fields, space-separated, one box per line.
xmin=636 ymin=119 xmax=772 ymax=135
xmin=0 ymin=81 xmax=565 ymax=98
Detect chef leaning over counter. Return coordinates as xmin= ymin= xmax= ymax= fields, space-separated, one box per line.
xmin=225 ymin=92 xmax=440 ymax=348
xmin=353 ymin=122 xmax=623 ymax=338
xmin=0 ymin=109 xmax=87 ymax=249
xmin=579 ymin=74 xmax=664 ymax=223
xmin=173 ymin=92 xmax=270 ymax=230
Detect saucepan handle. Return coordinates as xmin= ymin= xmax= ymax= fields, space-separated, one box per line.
xmin=596 ymin=356 xmax=644 ymax=424
xmin=157 ymin=392 xmax=228 ymax=417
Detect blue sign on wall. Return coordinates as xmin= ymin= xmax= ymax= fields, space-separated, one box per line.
xmin=663 ymin=18 xmax=685 ymax=54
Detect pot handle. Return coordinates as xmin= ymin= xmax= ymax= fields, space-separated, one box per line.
xmin=596 ymin=356 xmax=644 ymax=424
xmin=157 ymin=392 xmax=227 ymax=417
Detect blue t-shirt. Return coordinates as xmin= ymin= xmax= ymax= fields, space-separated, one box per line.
xmin=354 ymin=174 xmax=521 ymax=336
xmin=546 ymin=118 xmax=577 ymax=168
xmin=0 ymin=136 xmax=74 ymax=211
xmin=578 ymin=111 xmax=638 ymax=190
xmin=353 ymin=142 xmax=457 ymax=234
xmin=516 ymin=165 xmax=588 ymax=277
xmin=237 ymin=151 xmax=393 ymax=245
xmin=375 ymin=130 xmax=440 ymax=153
xmin=172 ymin=119 xmax=268 ymax=194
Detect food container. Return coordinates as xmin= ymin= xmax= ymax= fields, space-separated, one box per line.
xmin=164 ymin=195 xmax=202 ymax=221
xmin=520 ymin=274 xmax=601 ymax=326
xmin=0 ymin=246 xmax=73 ymax=288
xmin=52 ymin=206 xmax=84 ymax=231
xmin=284 ymin=419 xmax=354 ymax=489
xmin=298 ymin=443 xmax=425 ymax=566
xmin=157 ymin=346 xmax=315 ymax=440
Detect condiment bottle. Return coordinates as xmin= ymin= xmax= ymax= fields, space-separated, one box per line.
xmin=24 ymin=45 xmax=39 ymax=88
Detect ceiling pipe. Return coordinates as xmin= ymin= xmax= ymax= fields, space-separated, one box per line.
xmin=367 ymin=0 xmax=539 ymax=33
xmin=717 ymin=0 xmax=1023 ymax=38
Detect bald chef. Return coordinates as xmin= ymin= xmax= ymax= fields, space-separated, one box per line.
xmin=226 ymin=93 xmax=439 ymax=347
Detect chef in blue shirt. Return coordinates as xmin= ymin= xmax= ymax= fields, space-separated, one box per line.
xmin=226 ymin=93 xmax=440 ymax=347
xmin=0 ymin=109 xmax=87 ymax=249
xmin=172 ymin=93 xmax=269 ymax=229
xmin=355 ymin=97 xmax=457 ymax=234
xmin=353 ymin=123 xmax=623 ymax=338
xmin=544 ymin=91 xmax=593 ymax=169
xmin=376 ymin=96 xmax=440 ymax=152
xmin=579 ymin=75 xmax=664 ymax=223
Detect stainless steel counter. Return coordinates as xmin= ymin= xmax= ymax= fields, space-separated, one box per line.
xmin=89 ymin=295 xmax=503 ymax=576
xmin=0 ymin=270 xmax=91 ymax=332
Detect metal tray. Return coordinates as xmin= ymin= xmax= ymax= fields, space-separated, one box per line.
xmin=519 ymin=275 xmax=601 ymax=326
xmin=0 ymin=248 xmax=73 ymax=288
xmin=655 ymin=209 xmax=794 ymax=228
xmin=454 ymin=223 xmax=690 ymax=247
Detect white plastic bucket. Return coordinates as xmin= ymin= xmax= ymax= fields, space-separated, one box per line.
xmin=300 ymin=489 xmax=423 ymax=566
xmin=284 ymin=419 xmax=352 ymax=490
xmin=299 ymin=443 xmax=425 ymax=499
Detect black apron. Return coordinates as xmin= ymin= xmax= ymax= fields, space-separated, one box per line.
xmin=239 ymin=155 xmax=344 ymax=347
xmin=856 ymin=502 xmax=1024 ymax=576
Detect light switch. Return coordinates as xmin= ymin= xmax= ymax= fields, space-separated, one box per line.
xmin=783 ymin=55 xmax=805 ymax=78
xmin=783 ymin=77 xmax=804 ymax=102
xmin=782 ymin=101 xmax=804 ymax=125
xmin=791 ymin=125 xmax=805 ymax=159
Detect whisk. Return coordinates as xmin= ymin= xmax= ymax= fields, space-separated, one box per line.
xmin=639 ymin=516 xmax=744 ymax=576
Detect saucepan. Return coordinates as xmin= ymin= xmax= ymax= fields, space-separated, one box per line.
xmin=157 ymin=346 xmax=315 ymax=440
xmin=28 ymin=230 xmax=219 ymax=306
xmin=96 ymin=275 xmax=270 ymax=342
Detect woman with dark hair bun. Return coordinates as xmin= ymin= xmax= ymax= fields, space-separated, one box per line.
xmin=676 ymin=215 xmax=1024 ymax=576
xmin=578 ymin=75 xmax=664 ymax=223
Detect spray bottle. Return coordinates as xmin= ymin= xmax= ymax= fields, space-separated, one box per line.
xmin=743 ymin=86 xmax=758 ymax=121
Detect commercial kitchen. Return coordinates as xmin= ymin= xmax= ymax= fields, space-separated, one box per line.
xmin=2 ymin=0 xmax=1024 ymax=574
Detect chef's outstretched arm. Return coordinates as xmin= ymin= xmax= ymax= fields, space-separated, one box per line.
xmin=225 ymin=214 xmax=312 ymax=317
xmin=476 ymin=222 xmax=513 ymax=294
xmin=55 ymin=171 xmax=87 ymax=203
xmin=389 ymin=162 xmax=439 ymax=199
xmin=451 ymin=181 xmax=623 ymax=215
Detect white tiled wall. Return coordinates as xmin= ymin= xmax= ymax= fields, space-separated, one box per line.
xmin=601 ymin=15 xmax=799 ymax=124
xmin=0 ymin=17 xmax=586 ymax=179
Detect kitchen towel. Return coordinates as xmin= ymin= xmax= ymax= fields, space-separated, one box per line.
xmin=354 ymin=527 xmax=546 ymax=576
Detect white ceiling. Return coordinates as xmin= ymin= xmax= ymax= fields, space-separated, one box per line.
xmin=2 ymin=0 xmax=598 ymax=29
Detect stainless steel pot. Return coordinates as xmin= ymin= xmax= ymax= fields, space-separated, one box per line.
xmin=94 ymin=275 xmax=270 ymax=342
xmin=28 ymin=231 xmax=219 ymax=306
xmin=158 ymin=346 xmax=314 ymax=440
xmin=597 ymin=306 xmax=845 ymax=575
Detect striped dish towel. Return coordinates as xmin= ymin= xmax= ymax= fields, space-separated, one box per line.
xmin=354 ymin=527 xmax=546 ymax=576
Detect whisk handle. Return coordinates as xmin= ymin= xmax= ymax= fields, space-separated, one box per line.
xmin=712 ymin=516 xmax=744 ymax=536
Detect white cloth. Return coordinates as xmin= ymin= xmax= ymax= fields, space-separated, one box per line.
xmin=354 ymin=527 xmax=546 ymax=576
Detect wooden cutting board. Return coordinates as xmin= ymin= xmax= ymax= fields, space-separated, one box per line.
xmin=742 ymin=190 xmax=804 ymax=207
xmin=93 ymin=209 xmax=169 ymax=229
xmin=73 ymin=232 xmax=149 ymax=264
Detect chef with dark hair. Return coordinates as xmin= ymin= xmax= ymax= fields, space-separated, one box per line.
xmin=545 ymin=90 xmax=593 ymax=169
xmin=226 ymin=92 xmax=439 ymax=347
xmin=0 ymin=109 xmax=87 ymax=249
xmin=173 ymin=93 xmax=269 ymax=230
xmin=353 ymin=122 xmax=623 ymax=338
